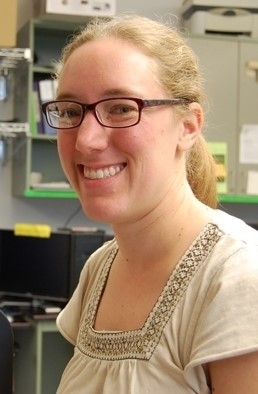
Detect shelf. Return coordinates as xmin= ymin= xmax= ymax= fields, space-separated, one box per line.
xmin=11 ymin=19 xmax=81 ymax=197
xmin=24 ymin=189 xmax=77 ymax=199
xmin=33 ymin=65 xmax=56 ymax=74
xmin=30 ymin=134 xmax=57 ymax=140
xmin=219 ymin=194 xmax=258 ymax=204
xmin=21 ymin=188 xmax=258 ymax=202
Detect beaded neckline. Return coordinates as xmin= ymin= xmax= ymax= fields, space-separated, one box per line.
xmin=77 ymin=223 xmax=222 ymax=361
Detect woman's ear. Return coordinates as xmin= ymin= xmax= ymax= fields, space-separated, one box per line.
xmin=177 ymin=102 xmax=203 ymax=152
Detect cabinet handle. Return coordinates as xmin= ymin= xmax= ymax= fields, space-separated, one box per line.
xmin=0 ymin=73 xmax=7 ymax=101
xmin=246 ymin=61 xmax=258 ymax=82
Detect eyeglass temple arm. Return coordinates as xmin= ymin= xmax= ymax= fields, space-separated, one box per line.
xmin=142 ymin=98 xmax=191 ymax=108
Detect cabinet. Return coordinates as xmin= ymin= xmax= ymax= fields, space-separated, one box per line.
xmin=13 ymin=19 xmax=82 ymax=198
xmin=13 ymin=319 xmax=73 ymax=394
xmin=188 ymin=35 xmax=258 ymax=199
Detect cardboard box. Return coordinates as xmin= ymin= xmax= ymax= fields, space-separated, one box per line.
xmin=35 ymin=0 xmax=116 ymax=21
xmin=0 ymin=0 xmax=17 ymax=47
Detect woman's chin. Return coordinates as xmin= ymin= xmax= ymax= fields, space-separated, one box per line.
xmin=80 ymin=200 xmax=119 ymax=224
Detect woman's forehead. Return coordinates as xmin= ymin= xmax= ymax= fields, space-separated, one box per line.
xmin=58 ymin=38 xmax=164 ymax=98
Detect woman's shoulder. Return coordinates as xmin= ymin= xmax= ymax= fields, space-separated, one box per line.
xmin=211 ymin=209 xmax=258 ymax=246
xmin=83 ymin=236 xmax=117 ymax=273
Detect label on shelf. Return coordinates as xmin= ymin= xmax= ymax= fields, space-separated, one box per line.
xmin=0 ymin=122 xmax=29 ymax=135
xmin=0 ymin=48 xmax=31 ymax=71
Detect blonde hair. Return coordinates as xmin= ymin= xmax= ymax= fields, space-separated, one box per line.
xmin=57 ymin=15 xmax=218 ymax=208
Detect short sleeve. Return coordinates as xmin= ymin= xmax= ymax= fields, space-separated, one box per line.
xmin=56 ymin=261 xmax=91 ymax=345
xmin=187 ymin=244 xmax=258 ymax=371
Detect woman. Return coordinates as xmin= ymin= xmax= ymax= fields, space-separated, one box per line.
xmin=42 ymin=15 xmax=258 ymax=393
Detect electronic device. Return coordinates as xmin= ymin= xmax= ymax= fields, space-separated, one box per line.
xmin=0 ymin=229 xmax=106 ymax=305
xmin=181 ymin=1 xmax=258 ymax=16
xmin=181 ymin=0 xmax=258 ymax=37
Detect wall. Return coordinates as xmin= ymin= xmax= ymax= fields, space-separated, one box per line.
xmin=1 ymin=0 xmax=258 ymax=230
xmin=0 ymin=0 xmax=184 ymax=231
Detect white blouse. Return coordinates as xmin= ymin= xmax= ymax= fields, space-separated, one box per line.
xmin=56 ymin=210 xmax=258 ymax=393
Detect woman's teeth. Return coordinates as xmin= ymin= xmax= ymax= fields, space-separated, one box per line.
xmin=83 ymin=165 xmax=123 ymax=180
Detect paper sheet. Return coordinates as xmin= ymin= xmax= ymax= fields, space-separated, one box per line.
xmin=240 ymin=124 xmax=258 ymax=164
xmin=246 ymin=171 xmax=258 ymax=195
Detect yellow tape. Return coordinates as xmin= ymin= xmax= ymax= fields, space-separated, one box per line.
xmin=14 ymin=223 xmax=51 ymax=238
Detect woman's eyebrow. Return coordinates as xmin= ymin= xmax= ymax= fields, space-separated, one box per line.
xmin=56 ymin=88 xmax=142 ymax=101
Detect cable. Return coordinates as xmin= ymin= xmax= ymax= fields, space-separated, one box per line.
xmin=61 ymin=204 xmax=82 ymax=229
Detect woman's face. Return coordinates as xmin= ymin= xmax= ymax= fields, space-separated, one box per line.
xmin=57 ymin=37 xmax=199 ymax=225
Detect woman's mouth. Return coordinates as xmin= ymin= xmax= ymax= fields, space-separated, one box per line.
xmin=83 ymin=164 xmax=125 ymax=180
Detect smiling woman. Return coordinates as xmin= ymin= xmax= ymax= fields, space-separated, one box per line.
xmin=41 ymin=14 xmax=258 ymax=394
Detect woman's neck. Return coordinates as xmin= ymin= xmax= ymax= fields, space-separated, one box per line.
xmin=112 ymin=187 xmax=213 ymax=273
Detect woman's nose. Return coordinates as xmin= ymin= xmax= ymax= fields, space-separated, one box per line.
xmin=75 ymin=110 xmax=109 ymax=153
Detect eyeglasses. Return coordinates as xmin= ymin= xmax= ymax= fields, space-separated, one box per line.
xmin=41 ymin=97 xmax=190 ymax=130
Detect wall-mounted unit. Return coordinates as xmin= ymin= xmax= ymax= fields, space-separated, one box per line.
xmin=34 ymin=0 xmax=116 ymax=21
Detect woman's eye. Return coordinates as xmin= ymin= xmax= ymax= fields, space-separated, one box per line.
xmin=110 ymin=105 xmax=136 ymax=115
xmin=60 ymin=108 xmax=80 ymax=118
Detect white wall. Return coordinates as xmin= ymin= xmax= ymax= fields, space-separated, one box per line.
xmin=0 ymin=0 xmax=183 ymax=230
